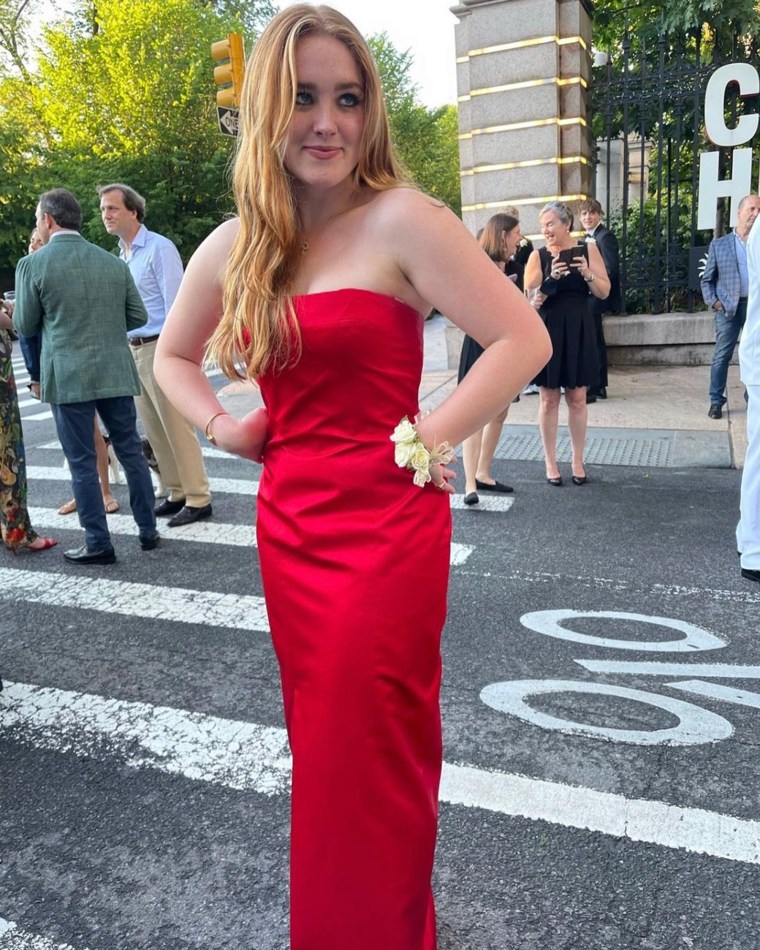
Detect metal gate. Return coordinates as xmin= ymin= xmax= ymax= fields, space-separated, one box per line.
xmin=590 ymin=22 xmax=756 ymax=313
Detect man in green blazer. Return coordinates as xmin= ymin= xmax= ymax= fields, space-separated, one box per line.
xmin=14 ymin=188 xmax=159 ymax=563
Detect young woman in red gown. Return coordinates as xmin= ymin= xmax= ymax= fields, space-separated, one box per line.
xmin=155 ymin=5 xmax=550 ymax=947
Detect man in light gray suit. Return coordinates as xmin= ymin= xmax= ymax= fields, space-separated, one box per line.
xmin=701 ymin=194 xmax=760 ymax=419
xmin=14 ymin=188 xmax=159 ymax=564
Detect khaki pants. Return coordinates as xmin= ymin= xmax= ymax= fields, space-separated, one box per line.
xmin=130 ymin=339 xmax=211 ymax=508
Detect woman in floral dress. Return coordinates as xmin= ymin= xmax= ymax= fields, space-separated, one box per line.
xmin=0 ymin=300 xmax=56 ymax=553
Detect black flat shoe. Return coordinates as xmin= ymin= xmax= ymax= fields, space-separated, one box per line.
xmin=155 ymin=497 xmax=186 ymax=516
xmin=546 ymin=476 xmax=563 ymax=487
xmin=139 ymin=530 xmax=160 ymax=551
xmin=167 ymin=503 xmax=213 ymax=527
xmin=572 ymin=475 xmax=588 ymax=485
xmin=464 ymin=492 xmax=479 ymax=506
xmin=63 ymin=544 xmax=116 ymax=565
xmin=475 ymin=478 xmax=514 ymax=494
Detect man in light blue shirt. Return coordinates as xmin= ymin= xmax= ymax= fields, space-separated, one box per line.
xmin=700 ymin=194 xmax=760 ymax=419
xmin=98 ymin=184 xmax=212 ymax=527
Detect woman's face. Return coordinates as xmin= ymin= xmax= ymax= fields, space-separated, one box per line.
xmin=539 ymin=211 xmax=569 ymax=246
xmin=503 ymin=225 xmax=522 ymax=259
xmin=28 ymin=231 xmax=43 ymax=253
xmin=284 ymin=34 xmax=366 ymax=192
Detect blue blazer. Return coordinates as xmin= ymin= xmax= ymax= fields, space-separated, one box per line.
xmin=700 ymin=232 xmax=745 ymax=317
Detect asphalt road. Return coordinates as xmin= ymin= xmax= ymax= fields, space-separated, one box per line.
xmin=2 ymin=349 xmax=758 ymax=950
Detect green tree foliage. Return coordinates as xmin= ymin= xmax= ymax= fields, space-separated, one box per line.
xmin=369 ymin=33 xmax=461 ymax=213
xmin=593 ymin=0 xmax=760 ymax=52
xmin=0 ymin=6 xmax=460 ymax=270
xmin=0 ymin=0 xmax=246 ymax=265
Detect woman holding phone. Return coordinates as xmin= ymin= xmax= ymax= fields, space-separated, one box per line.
xmin=525 ymin=201 xmax=610 ymax=486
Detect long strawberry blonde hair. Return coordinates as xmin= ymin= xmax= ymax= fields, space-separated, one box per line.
xmin=206 ymin=4 xmax=408 ymax=380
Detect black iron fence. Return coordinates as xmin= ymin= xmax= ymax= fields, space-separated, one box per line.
xmin=590 ymin=22 xmax=757 ymax=313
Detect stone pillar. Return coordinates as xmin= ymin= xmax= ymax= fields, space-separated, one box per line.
xmin=452 ymin=0 xmax=594 ymax=240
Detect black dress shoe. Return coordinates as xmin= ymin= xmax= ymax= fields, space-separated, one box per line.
xmin=139 ymin=530 xmax=160 ymax=551
xmin=475 ymin=478 xmax=514 ymax=494
xmin=741 ymin=567 xmax=760 ymax=584
xmin=708 ymin=404 xmax=723 ymax=419
xmin=464 ymin=492 xmax=479 ymax=506
xmin=167 ymin=503 xmax=212 ymax=527
xmin=586 ymin=392 xmax=597 ymax=404
xmin=597 ymin=387 xmax=607 ymax=399
xmin=155 ymin=497 xmax=186 ymax=517
xmin=64 ymin=544 xmax=116 ymax=565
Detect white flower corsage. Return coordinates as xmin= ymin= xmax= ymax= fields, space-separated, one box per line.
xmin=390 ymin=414 xmax=455 ymax=487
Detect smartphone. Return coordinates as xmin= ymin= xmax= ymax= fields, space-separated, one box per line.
xmin=557 ymin=247 xmax=585 ymax=265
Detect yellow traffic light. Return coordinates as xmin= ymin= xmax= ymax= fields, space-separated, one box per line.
xmin=211 ymin=33 xmax=245 ymax=109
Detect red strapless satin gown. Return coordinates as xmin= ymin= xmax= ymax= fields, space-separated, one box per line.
xmin=256 ymin=289 xmax=452 ymax=949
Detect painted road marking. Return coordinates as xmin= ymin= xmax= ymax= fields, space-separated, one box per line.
xmin=440 ymin=762 xmax=760 ymax=865
xmin=36 ymin=442 xmax=236 ymax=461
xmin=459 ymin=567 xmax=760 ymax=605
xmin=28 ymin=466 xmax=261 ymax=497
xmin=2 ymin=680 xmax=758 ymax=865
xmin=577 ymin=660 xmax=760 ymax=679
xmin=0 ymin=682 xmax=291 ymax=795
xmin=31 ymin=450 xmax=513 ymax=515
xmin=450 ymin=495 xmax=514 ymax=512
xmin=480 ymin=679 xmax=734 ymax=746
xmin=520 ymin=609 xmax=726 ymax=652
xmin=26 ymin=507 xmax=473 ymax=566
xmin=19 ymin=409 xmax=53 ymax=421
xmin=0 ymin=917 xmax=85 ymax=950
xmin=0 ymin=568 xmax=270 ymax=633
xmin=29 ymin=466 xmax=513 ymax=520
xmin=667 ymin=680 xmax=760 ymax=709
xmin=29 ymin=507 xmax=258 ymax=547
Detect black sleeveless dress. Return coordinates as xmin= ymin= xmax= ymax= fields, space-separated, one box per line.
xmin=533 ymin=245 xmax=599 ymax=389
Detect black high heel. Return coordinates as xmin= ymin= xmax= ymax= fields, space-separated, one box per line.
xmin=572 ymin=475 xmax=588 ymax=485
xmin=546 ymin=476 xmax=563 ymax=487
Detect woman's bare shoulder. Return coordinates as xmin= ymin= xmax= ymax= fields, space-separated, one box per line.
xmin=201 ymin=216 xmax=240 ymax=253
xmin=370 ymin=186 xmax=448 ymax=219
xmin=367 ymin=188 xmax=461 ymax=249
xmin=186 ymin=217 xmax=239 ymax=275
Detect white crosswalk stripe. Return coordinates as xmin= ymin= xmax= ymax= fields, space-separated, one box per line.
xmin=0 ymin=567 xmax=270 ymax=632
xmin=2 ymin=680 xmax=758 ymax=866
xmin=28 ymin=461 xmax=514 ymax=512
xmin=0 ymin=917 xmax=86 ymax=950
xmin=28 ymin=465 xmax=260 ymax=496
xmin=26 ymin=506 xmax=474 ymax=564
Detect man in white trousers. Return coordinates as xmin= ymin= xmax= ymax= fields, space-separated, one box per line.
xmin=737 ymin=214 xmax=760 ymax=583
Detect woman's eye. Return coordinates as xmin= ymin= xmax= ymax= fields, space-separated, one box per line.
xmin=339 ymin=93 xmax=361 ymax=107
xmin=295 ymin=90 xmax=312 ymax=106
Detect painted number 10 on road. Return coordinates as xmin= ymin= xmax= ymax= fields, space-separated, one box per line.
xmin=481 ymin=610 xmax=759 ymax=746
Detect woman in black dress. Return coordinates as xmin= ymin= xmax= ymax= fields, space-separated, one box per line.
xmin=458 ymin=213 xmax=524 ymax=505
xmin=525 ymin=201 xmax=610 ymax=486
